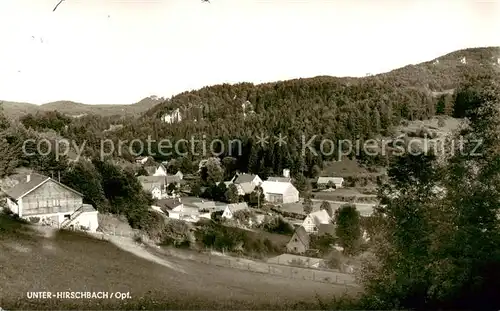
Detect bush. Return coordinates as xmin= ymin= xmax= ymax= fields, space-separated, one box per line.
xmin=325 ymin=250 xmax=343 ymax=269
xmin=259 ymin=216 xmax=294 ymax=235
xmin=438 ymin=117 xmax=446 ymax=127
xmin=161 ymin=219 xmax=191 ymax=247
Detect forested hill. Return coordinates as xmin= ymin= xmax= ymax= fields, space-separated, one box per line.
xmin=8 ymin=47 xmax=499 ymax=180
xmin=102 ymin=47 xmax=500 ymax=178
xmin=145 ymin=47 xmax=500 ymax=123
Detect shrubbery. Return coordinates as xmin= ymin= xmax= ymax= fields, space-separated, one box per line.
xmin=194 ymin=221 xmax=282 ymax=257
xmin=258 ymin=215 xmax=294 ymax=235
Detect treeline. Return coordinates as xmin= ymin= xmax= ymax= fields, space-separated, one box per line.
xmin=351 ymin=74 xmax=500 ymax=309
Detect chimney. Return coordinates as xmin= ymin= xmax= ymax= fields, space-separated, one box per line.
xmin=283 ymin=169 xmax=290 ymax=178
xmin=26 ymin=174 xmax=31 ymax=182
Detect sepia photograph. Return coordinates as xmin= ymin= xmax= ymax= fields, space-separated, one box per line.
xmin=0 ymin=0 xmax=499 ymax=309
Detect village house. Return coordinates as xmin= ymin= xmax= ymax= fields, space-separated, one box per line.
xmin=143 ymin=164 xmax=168 ymax=176
xmin=261 ymin=180 xmax=299 ymax=204
xmin=228 ymin=173 xmax=262 ymax=195
xmin=286 ymin=226 xmax=310 ymax=254
xmin=266 ymin=169 xmax=291 ymax=183
xmin=3 ymin=173 xmax=99 ymax=232
xmin=155 ymin=198 xmax=184 ymax=219
xmin=316 ymin=177 xmax=344 ymax=188
xmin=138 ymin=176 xmax=167 ymax=199
xmin=266 ymin=176 xmax=292 ymax=183
xmin=135 ymin=156 xmax=152 ymax=165
xmin=222 ymin=202 xmax=249 ymax=219
xmin=232 ymin=173 xmax=263 ymax=186
xmin=302 ymin=209 xmax=331 ymax=233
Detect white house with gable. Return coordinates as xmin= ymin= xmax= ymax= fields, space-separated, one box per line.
xmin=222 ymin=202 xmax=249 ymax=219
xmin=261 ymin=180 xmax=299 ymax=204
xmin=316 ymin=177 xmax=344 ymax=188
xmin=3 ymin=173 xmax=99 ymax=232
xmin=302 ymin=209 xmax=331 ymax=233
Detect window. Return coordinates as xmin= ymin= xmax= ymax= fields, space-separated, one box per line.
xmin=64 ymin=214 xmax=70 ymax=220
xmin=293 ymin=247 xmax=297 ymax=252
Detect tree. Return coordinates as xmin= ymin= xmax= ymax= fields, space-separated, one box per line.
xmin=334 ymin=204 xmax=361 ymax=255
xmin=167 ymin=182 xmax=177 ymax=194
xmin=189 ymin=179 xmax=202 ymax=197
xmin=326 ymin=180 xmax=336 ymax=189
xmin=310 ymin=233 xmax=336 ymax=255
xmin=247 ymin=186 xmax=264 ymax=207
xmin=200 ymin=157 xmax=223 ymax=185
xmin=259 ymin=216 xmax=294 ymax=235
xmin=214 ymin=182 xmax=227 ymax=201
xmin=221 ymin=156 xmax=237 ymax=180
xmin=225 ymin=184 xmax=239 ymax=203
xmin=136 ymin=166 xmax=149 ymax=176
xmin=61 ymin=161 xmax=109 ymax=212
xmin=0 ymin=137 xmax=18 ymax=178
xmin=92 ymin=160 xmax=152 ymax=229
xmin=359 ymin=76 xmax=500 ymax=310
xmin=0 ymin=103 xmax=9 ymax=131
xmin=320 ymin=200 xmax=333 ymax=217
xmin=302 ymin=198 xmax=313 ymax=214
xmin=293 ymin=173 xmax=312 ymax=196
xmin=437 ymin=117 xmax=446 ymax=128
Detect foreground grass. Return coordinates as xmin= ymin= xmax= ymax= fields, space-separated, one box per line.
xmin=0 ymin=215 xmax=358 ymax=310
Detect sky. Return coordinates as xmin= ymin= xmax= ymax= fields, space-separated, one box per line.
xmin=0 ymin=0 xmax=499 ymax=105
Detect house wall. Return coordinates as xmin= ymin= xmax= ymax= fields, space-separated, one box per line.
xmin=286 ymin=235 xmax=307 ymax=254
xmin=172 ymin=204 xmax=184 ymax=213
xmin=72 ymin=212 xmax=99 ymax=232
xmin=302 ymin=216 xmax=317 ymax=233
xmin=21 ymin=180 xmax=83 ymax=216
xmin=253 ymin=176 xmax=263 ymax=186
xmin=266 ymin=193 xmax=283 ymax=203
xmin=222 ymin=208 xmax=233 ymax=219
xmin=151 ymin=188 xmax=162 ymax=199
xmin=153 ymin=167 xmax=167 ymax=176
xmin=6 ymin=198 xmax=19 ymax=215
xmin=167 ymin=211 xmax=181 ymax=219
xmin=282 ymin=186 xmax=299 ymax=204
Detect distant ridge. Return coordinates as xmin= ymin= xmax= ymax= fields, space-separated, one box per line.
xmin=0 ymin=96 xmax=165 ymax=119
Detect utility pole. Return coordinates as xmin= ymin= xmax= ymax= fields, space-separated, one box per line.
xmin=258 ymin=188 xmax=261 ymax=209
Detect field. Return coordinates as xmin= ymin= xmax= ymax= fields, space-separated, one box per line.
xmin=0 ymin=215 xmax=356 ymax=310
xmin=148 ymin=246 xmax=357 ymax=286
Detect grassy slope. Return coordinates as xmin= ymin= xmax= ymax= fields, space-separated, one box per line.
xmin=0 ymin=215 xmax=355 ymax=310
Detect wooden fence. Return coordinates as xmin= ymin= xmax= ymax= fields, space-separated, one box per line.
xmin=197 ymin=252 xmax=359 ymax=287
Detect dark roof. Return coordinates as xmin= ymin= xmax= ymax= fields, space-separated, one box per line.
xmin=234 ymin=174 xmax=258 ymax=184
xmin=156 ymin=198 xmax=182 ymax=211
xmin=4 ymin=173 xmax=83 ymax=200
xmin=318 ymin=223 xmax=336 ymax=236
xmin=291 ymin=226 xmax=310 ymax=248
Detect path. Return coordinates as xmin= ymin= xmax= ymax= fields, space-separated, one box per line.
xmin=105 ymin=234 xmax=188 ymax=274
